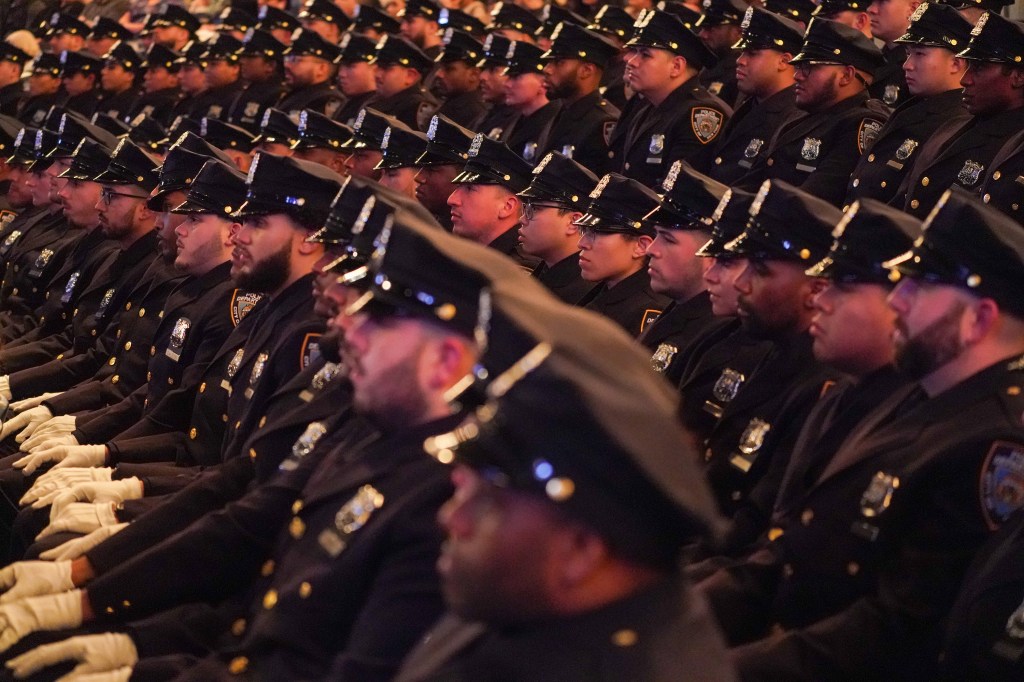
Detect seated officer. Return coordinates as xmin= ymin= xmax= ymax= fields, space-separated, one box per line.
xmin=695 ymin=0 xmax=748 ymax=107
xmin=375 ymin=121 xmax=430 ymax=198
xmin=227 ymin=29 xmax=287 ymax=133
xmin=516 ymin=151 xmax=600 ymax=304
xmin=573 ymin=173 xmax=669 ymax=337
xmin=641 ymin=161 xmax=732 ymax=385
xmin=612 ymin=10 xmax=730 ymax=188
xmin=474 ymin=34 xmax=519 ymax=140
xmin=735 ymin=17 xmax=889 ymax=205
xmin=371 ymin=34 xmax=439 ymax=130
xmin=252 ymin=108 xmax=300 ymax=157
xmin=701 ymin=188 xmax=1024 ymax=680
xmin=433 ymin=29 xmax=488 ymax=128
xmin=844 ymin=2 xmax=971 ymax=206
xmin=278 ymin=29 xmax=345 ymax=120
xmin=127 ymin=45 xmax=183 ymax=127
xmin=291 ymin=109 xmax=354 ymax=175
xmin=97 ymin=42 xmax=142 ymax=123
xmin=498 ymin=40 xmax=561 ymax=164
xmin=394 ymin=283 xmax=734 ymax=680
xmin=59 ymin=51 xmax=103 ymax=118
xmin=448 ymin=133 xmax=539 ymax=269
xmin=334 ymin=32 xmax=381 ymax=128
xmin=414 ymin=114 xmax=475 ymax=229
xmin=341 ymin=107 xmax=397 ymax=180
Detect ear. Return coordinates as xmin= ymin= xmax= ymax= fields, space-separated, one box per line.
xmin=430 ymin=334 xmax=476 ymax=390
xmin=805 ymin=277 xmax=828 ymax=309
xmin=496 ymin=192 xmax=521 ymax=221
xmin=633 ymin=234 xmax=654 ymax=259
xmin=296 ymin=233 xmax=323 ymax=256
xmin=670 ymin=54 xmax=688 ymax=78
xmin=564 ymin=212 xmax=583 ymax=236
xmin=553 ymin=523 xmax=610 ymax=586
xmin=839 ymin=64 xmax=857 ymax=87
xmin=964 ymin=297 xmax=1000 ymax=345
xmin=779 ymin=52 xmax=794 ymax=70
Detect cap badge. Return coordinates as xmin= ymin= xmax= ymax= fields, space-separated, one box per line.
xmin=711 ymin=188 xmax=732 ymax=222
xmin=744 ymin=138 xmax=764 ymax=159
xmin=427 ymin=115 xmax=440 ymax=140
xmin=957 ymin=159 xmax=984 ymax=187
xmin=297 ymin=110 xmax=309 ymax=134
xmin=971 ymin=12 xmax=988 ymax=36
xmin=590 ymin=174 xmax=611 ymax=199
xmin=662 ymin=159 xmax=682 ymax=192
xmin=246 ymin=153 xmax=260 ymax=185
xmin=353 ymin=108 xmax=367 ymax=131
xmin=801 ymin=137 xmax=821 ymax=161
xmin=750 ymin=179 xmax=771 ymax=217
xmin=533 ymin=152 xmax=553 ymax=175
xmin=909 ymin=4 xmax=927 ymax=22
xmin=469 ymin=133 xmax=484 ymax=157
xmin=741 ymin=6 xmax=754 ymax=29
xmin=895 ymin=138 xmax=918 ymax=161
xmin=831 ymin=201 xmax=858 ymax=239
xmin=443 ymin=27 xmax=454 ymax=44
xmin=505 ymin=41 xmax=517 ymax=60
xmin=353 ymin=195 xmax=375 ymax=234
xmin=261 ymin=108 xmax=273 ymax=128
xmin=380 ymin=127 xmax=392 ymax=151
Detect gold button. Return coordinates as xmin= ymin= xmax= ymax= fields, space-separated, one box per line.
xmin=249 ymin=448 xmax=257 ymax=460
xmin=299 ymin=582 xmax=312 ymax=598
xmin=108 ymin=357 xmax=116 ymax=366
xmin=994 ymin=170 xmax=1002 ymax=180
xmin=847 ymin=562 xmax=860 ymax=576
xmin=290 ymin=517 xmax=305 ymax=539
xmin=235 ymin=420 xmax=241 ymax=429
xmin=150 ymin=346 xmax=155 ymax=356
xmin=167 ymin=377 xmax=174 ymax=385
xmin=704 ymin=448 xmax=713 ymax=462
xmin=147 ymin=372 xmax=152 ymax=381
xmin=611 ymin=629 xmax=638 ymax=647
xmin=867 ymin=154 xmax=874 ymax=162
xmin=910 ymin=200 xmax=920 ymax=209
xmin=880 ymin=181 xmax=886 ymax=188
xmin=125 ymin=302 xmax=131 ymax=311
xmin=292 ymin=499 xmax=303 ymax=513
xmin=262 ymin=590 xmax=278 ymax=609
xmin=111 ymin=375 xmax=119 ymax=384
xmin=231 ymin=618 xmax=246 ymax=636
xmin=1008 ymin=386 xmax=1021 ymax=396
xmin=189 ymin=427 xmax=197 ymax=439
xmin=199 ymin=382 xmax=206 ymax=393
xmin=714 ymin=157 xmax=722 ymax=165
xmin=222 ymin=414 xmax=228 ymax=422
xmin=800 ymin=509 xmax=814 ymax=525
xmin=261 ymin=560 xmax=275 ymax=576
xmin=56 ymin=352 xmax=64 ymax=360
xmin=983 ymin=193 xmax=991 ymax=203
xmin=783 ymin=563 xmax=794 ymax=578
xmin=766 ymin=158 xmax=774 ymax=166
xmin=124 ymin=341 xmax=131 ymax=351
xmin=229 ymin=656 xmax=248 ymax=674
xmin=138 ymin=308 xmax=145 ymax=317
xmin=921 ymin=177 xmax=929 ymax=187
xmin=768 ymin=527 xmax=784 ymax=541
xmin=259 ymin=416 xmax=267 ymax=428
xmin=122 ymin=600 xmax=131 ymax=607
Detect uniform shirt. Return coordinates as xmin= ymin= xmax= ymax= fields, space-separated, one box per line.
xmin=844 ymin=89 xmax=969 ymax=206
xmin=65 ymin=88 xmax=102 ymax=117
xmin=638 ymin=291 xmax=728 ymax=387
xmin=737 ymin=91 xmax=889 ymax=206
xmin=703 ymin=84 xmax=804 ymax=186
xmin=97 ymin=86 xmax=141 ymax=122
xmin=580 ymin=267 xmax=668 ymax=338
xmin=541 ymin=90 xmax=620 ymax=176
xmin=614 ymin=75 xmax=731 ymax=189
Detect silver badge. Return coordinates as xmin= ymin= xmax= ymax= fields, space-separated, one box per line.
xmin=469 ymin=133 xmax=484 ymax=157
xmin=170 ymin=317 xmax=190 ymax=349
xmin=860 ymin=471 xmax=899 ymax=518
xmin=280 ymin=421 xmax=327 ymax=471
xmin=522 ymin=141 xmax=537 ymax=162
xmin=311 ymin=362 xmax=341 ymax=390
xmin=712 ymin=368 xmax=746 ymax=403
xmin=883 ymin=84 xmax=899 ymax=105
xmin=227 ymin=348 xmax=245 ymax=378
xmin=744 ymin=138 xmax=764 ymax=159
xmin=738 ymin=418 xmax=771 ymax=455
xmin=957 ymin=160 xmax=984 ymax=187
xmin=96 ymin=288 xmax=116 ymax=316
xmin=649 ymin=133 xmax=665 ymax=155
xmin=895 ymin=138 xmax=918 ymax=161
xmin=801 ymin=137 xmax=822 ymax=161
xmin=1 ymin=230 xmax=20 ymax=250
xmin=61 ymin=271 xmax=80 ymax=304
xmin=318 ymin=484 xmax=385 ymax=557
xmin=33 ymin=248 xmax=53 ymax=270
xmin=249 ymin=351 xmax=269 ymax=386
xmin=650 ymin=343 xmax=678 ymax=373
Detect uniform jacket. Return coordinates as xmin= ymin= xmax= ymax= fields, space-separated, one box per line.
xmin=639 ymin=292 xmax=729 ymax=387
xmin=128 ymin=87 xmax=183 ymax=127
xmin=976 ymin=127 xmax=1024 ymax=223
xmin=275 ymin=81 xmax=346 ymax=121
xmin=541 ymin=90 xmax=620 ymax=176
xmin=614 ymin=76 xmax=732 ymax=189
xmin=334 ymin=90 xmax=378 ymax=128
xmin=394 ymin=576 xmax=738 ymax=682
xmin=502 ymin=100 xmax=561 ymax=165
xmin=227 ymin=77 xmax=284 ymax=131
xmin=96 ymin=86 xmax=141 ymax=122
xmin=530 ymin=252 xmax=598 ymax=305
xmin=368 ymin=84 xmax=438 ymax=131
xmin=581 ymin=267 xmax=668 ymax=338
xmin=64 ymin=88 xmax=102 ymax=118
xmin=700 ymin=51 xmax=740 ymax=109
xmin=844 ymin=89 xmax=968 ymax=206
xmin=738 ymin=92 xmax=889 ymax=205
xmin=868 ymin=44 xmax=909 ymax=109
xmin=435 ymin=88 xmax=488 ymax=130
xmin=0 ymin=82 xmax=23 ymax=117
xmin=486 ymin=227 xmax=540 ymax=271
xmin=475 ymin=102 xmax=519 ymax=141
xmin=704 ymin=85 xmax=804 ymax=186
xmin=18 ymin=91 xmax=67 ymax=128
xmin=179 ymin=80 xmax=245 ymax=122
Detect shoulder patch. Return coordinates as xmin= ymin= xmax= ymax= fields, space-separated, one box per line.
xmin=300 ymin=332 xmax=322 ymax=370
xmin=692 ymin=108 xmax=724 ymax=144
xmin=980 ymin=441 xmax=1024 ymax=530
xmin=857 ymin=118 xmax=884 ymax=156
xmin=230 ymin=290 xmax=263 ymax=326
xmin=640 ymin=309 xmax=662 ymax=334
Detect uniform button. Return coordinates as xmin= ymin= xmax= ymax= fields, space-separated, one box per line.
xmin=731 ymin=490 xmax=742 ymax=501
xmin=56 ymin=353 xmax=64 ymax=360
xmin=111 ymin=375 xmax=119 ymax=384
xmin=167 ymin=377 xmax=174 ymax=385
xmin=704 ymin=448 xmax=713 ymax=462
xmin=235 ymin=420 xmax=241 ymax=429
xmin=122 ymin=600 xmax=131 ymax=607
xmin=921 ymin=177 xmax=929 ymax=187
xmin=608 ymin=151 xmax=614 ymax=158
xmin=880 ymin=181 xmax=886 ymax=188
xmin=800 ymin=509 xmax=814 ymax=526
xmin=199 ymin=382 xmax=206 ymax=393
xmin=1014 ymin=203 xmax=1021 ymax=211
xmin=867 ymin=154 xmax=875 ymax=162
xmin=714 ymin=157 xmax=722 ymax=165
xmin=1007 ymin=386 xmax=1021 ymax=396
xmin=852 ymin=179 xmax=859 ymax=187
xmin=261 ymin=560 xmax=275 ymax=576
xmin=91 ymin=330 xmax=97 ymax=337
xmin=783 ymin=563 xmax=794 ymax=578
xmin=231 ymin=618 xmax=246 ymax=636
xmin=125 ymin=303 xmax=131 ymax=311
xmin=766 ymin=158 xmax=774 ymax=167
xmin=124 ymin=341 xmax=131 ymax=351
xmin=847 ymin=562 xmax=860 ymax=576
xmin=624 ymin=162 xmax=631 ymax=170
xmin=138 ymin=308 xmax=145 ymax=317
xmin=994 ymin=170 xmax=1002 ymax=180
xmin=147 ymin=372 xmax=152 ymax=382
xmin=150 ymin=346 xmax=155 ymax=357
xmin=611 ymin=629 xmax=638 ymax=647
xmin=229 ymin=656 xmax=248 ymax=674
xmin=222 ymin=414 xmax=228 ymax=422
xmin=292 ymin=500 xmax=303 ymax=513
xmin=299 ymin=582 xmax=312 ymax=598
xmin=108 ymin=357 xmax=116 ymax=366
xmin=290 ymin=517 xmax=305 ymax=539
xmin=258 ymin=416 xmax=267 ymax=428
xmin=262 ymin=590 xmax=278 ymax=609
xmin=767 ymin=527 xmax=784 ymax=541
xmin=189 ymin=427 xmax=197 ymax=440
xmin=910 ymin=199 xmax=920 ymax=209
xmin=249 ymin=448 xmax=257 ymax=460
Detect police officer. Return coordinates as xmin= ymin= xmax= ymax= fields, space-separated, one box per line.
xmin=150 ymin=4 xmax=200 ymax=52
xmin=298 ymin=0 xmax=351 ymax=45
xmin=293 ymin=109 xmax=355 ymax=175
xmin=371 ymin=34 xmax=439 ymax=130
xmin=252 ymin=108 xmax=300 ymax=156
xmin=473 ymin=34 xmax=519 ymax=140
xmin=703 ymin=6 xmax=805 ymax=185
xmin=45 ymin=13 xmax=89 ymax=55
xmin=811 ymin=0 xmax=872 ymax=35
xmin=977 ymin=124 xmax=1024 ymax=223
xmin=433 ymin=29 xmax=488 ymax=128
xmin=400 ymin=0 xmax=444 ymax=59
xmin=256 ymin=5 xmax=301 ymax=46
xmin=333 ymin=32 xmax=380 ymax=127
xmin=413 ymin=113 xmax=475 ymax=228
xmin=488 ymin=1 xmax=543 ymax=43
xmin=127 ymin=45 xmax=183 ymax=127
xmin=18 ymin=54 xmax=66 ymax=128
xmin=96 ymin=42 xmax=142 ymax=122
xmin=342 ymin=107 xmax=392 ymax=180
xmin=192 ymin=35 xmax=246 ymax=122
xmin=0 ymin=42 xmax=27 ymax=117
xmin=84 ymin=17 xmax=134 ymax=59
xmin=227 ymin=29 xmax=287 ymax=133
xmin=737 ymin=17 xmax=889 ymax=205
xmin=864 ymin=0 xmax=915 ymax=107
xmin=501 ymin=40 xmax=562 ymax=165
xmin=613 ymin=10 xmax=731 ymax=188
xmin=587 ymin=5 xmax=634 ymax=109
xmin=539 ymin=22 xmax=621 ymax=175
xmin=353 ymin=2 xmax=402 ymax=40
xmin=199 ymin=117 xmax=256 ymax=171
xmin=376 ymin=120 xmax=429 ymax=198
xmin=516 ymin=151 xmax=601 ymax=304
xmin=278 ymin=29 xmax=345 ymax=120
xmin=896 ymin=10 xmax=1024 ymax=218
xmin=695 ymin=0 xmax=748 ymax=107
xmin=845 ymin=2 xmax=971 ymax=205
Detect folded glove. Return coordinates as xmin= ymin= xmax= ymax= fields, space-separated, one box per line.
xmin=6 ymin=632 xmax=137 ymax=680
xmin=40 ymin=524 xmax=129 ymax=562
xmin=0 ymin=561 xmax=74 ymax=604
xmin=37 ymin=503 xmax=119 ymax=541
xmin=20 ymin=468 xmax=114 ymax=507
xmin=15 ymin=444 xmax=105 ymax=478
xmin=0 ymin=590 xmax=83 ymax=653
xmin=9 ymin=392 xmax=61 ymax=414
xmin=0 ymin=406 xmax=53 ymax=442
xmin=54 ymin=667 xmax=133 ymax=682
xmin=0 ymin=375 xmax=11 ymax=401
xmin=50 ymin=480 xmax=143 ymax=521
xmin=20 ymin=416 xmax=77 ymax=452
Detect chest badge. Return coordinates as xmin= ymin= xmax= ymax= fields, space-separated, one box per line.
xmin=245 ymin=351 xmax=270 ymax=399
xmin=801 ymin=137 xmax=822 ymax=161
xmin=958 ymin=160 xmax=984 ymax=187
xmin=280 ymin=421 xmax=328 ymax=471
xmin=895 ymin=138 xmax=918 ymax=161
xmin=649 ymin=133 xmax=665 ymax=155
xmin=318 ymin=484 xmax=386 ymax=557
xmin=650 ymin=343 xmax=678 ymax=374
xmin=883 ymin=84 xmax=900 ymax=105
xmin=730 ymin=418 xmax=771 ymax=472
xmin=61 ymin=271 xmax=80 ymax=304
xmin=744 ymin=138 xmax=764 ymax=159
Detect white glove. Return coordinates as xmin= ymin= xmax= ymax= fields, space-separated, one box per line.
xmin=37 ymin=503 xmax=120 ymax=540
xmin=20 ymin=416 xmax=77 ymax=452
xmin=0 ymin=406 xmax=53 ymax=442
xmin=15 ymin=444 xmax=105 ymax=477
xmin=0 ymin=561 xmax=73 ymax=603
xmin=9 ymin=392 xmax=61 ymax=413
xmin=0 ymin=375 xmax=11 ymax=400
xmin=53 ymin=668 xmax=133 ymax=682
xmin=49 ymin=480 xmax=143 ymax=521
xmin=6 ymin=632 xmax=137 ymax=681
xmin=20 ymin=468 xmax=114 ymax=507
xmin=40 ymin=524 xmax=129 ymax=562
xmin=0 ymin=590 xmax=83 ymax=653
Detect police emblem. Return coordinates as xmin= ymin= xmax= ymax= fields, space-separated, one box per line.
xmin=957 ymin=160 xmax=985 ymax=187
xmin=0 ymin=210 xmax=15 ymax=226
xmin=560 ymin=144 xmax=575 ymax=158
xmin=883 ymin=84 xmax=899 ymax=106
xmin=469 ymin=133 xmax=484 ymax=157
xmin=33 ymin=248 xmax=53 ymax=270
xmin=895 ymin=138 xmax=918 ymax=161
xmin=980 ymin=442 xmax=1024 ymax=529
xmin=857 ymin=119 xmax=883 ymax=155
xmin=288 ymin=421 xmax=326 ymax=463
xmin=245 ymin=101 xmax=261 ymax=119
xmin=860 ymin=470 xmax=899 ymax=518
xmin=641 ymin=309 xmax=661 ymax=333
xmin=427 ymin=115 xmax=440 ymax=140
xmin=522 ymin=141 xmax=537 ymax=162
xmin=318 ymin=484 xmax=386 ymax=557
xmin=169 ymin=318 xmax=190 ymax=350
xmin=650 ymin=343 xmax=678 ymax=373
xmin=801 ymin=137 xmax=822 ymax=161
xmin=230 ymin=290 xmax=263 ymax=326
xmin=692 ymin=108 xmax=723 ymax=144
xmin=738 ymin=418 xmax=771 ymax=455
xmin=649 ymin=133 xmax=665 ymax=155
xmin=61 ymin=272 xmax=80 ymax=304
xmin=744 ymin=138 xmax=764 ymax=159
xmin=713 ymin=368 xmax=746 ymax=403
xmin=708 ymin=81 xmax=723 ymax=96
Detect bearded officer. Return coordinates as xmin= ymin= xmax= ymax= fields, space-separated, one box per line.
xmin=277 ymin=28 xmax=345 ymax=120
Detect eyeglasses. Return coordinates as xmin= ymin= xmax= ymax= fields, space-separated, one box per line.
xmin=100 ymin=187 xmax=149 ymax=204
xmin=521 ymin=202 xmax=564 ymax=221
